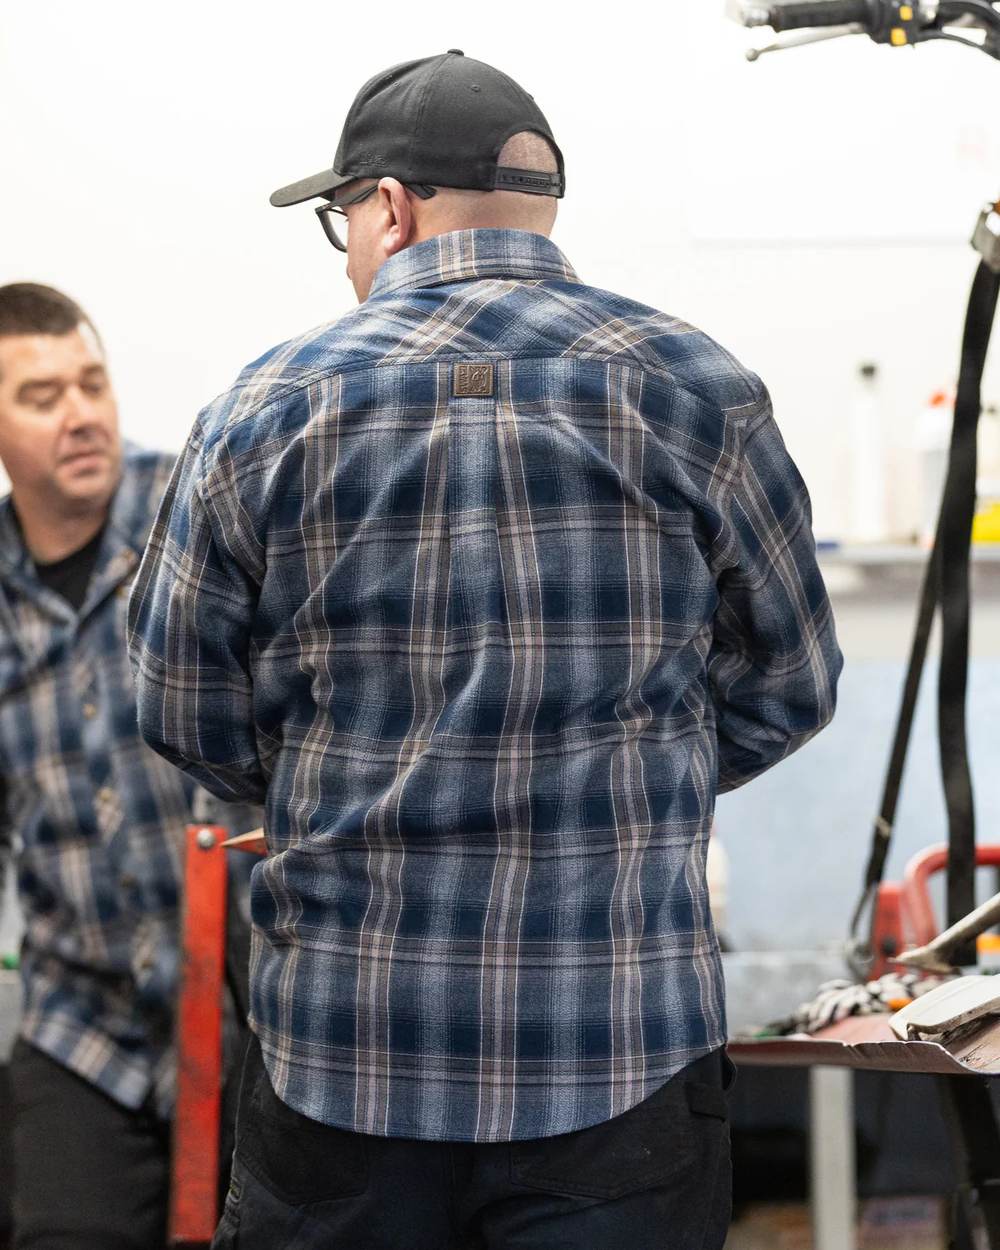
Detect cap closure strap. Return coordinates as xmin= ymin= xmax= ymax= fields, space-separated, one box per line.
xmin=493 ymin=167 xmax=565 ymax=197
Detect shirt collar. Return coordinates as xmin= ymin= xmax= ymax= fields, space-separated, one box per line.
xmin=368 ymin=228 xmax=580 ymax=299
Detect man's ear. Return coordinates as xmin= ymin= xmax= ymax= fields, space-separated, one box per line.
xmin=378 ymin=178 xmax=414 ymax=258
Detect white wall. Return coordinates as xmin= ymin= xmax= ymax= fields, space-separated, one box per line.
xmin=2 ymin=0 xmax=999 ymax=539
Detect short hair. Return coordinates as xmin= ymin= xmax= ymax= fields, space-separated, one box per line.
xmin=497 ymin=131 xmax=559 ymax=176
xmin=0 ymin=283 xmax=97 ymax=344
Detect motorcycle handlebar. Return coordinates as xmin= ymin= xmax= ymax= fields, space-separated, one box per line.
xmin=764 ymin=0 xmax=873 ymax=30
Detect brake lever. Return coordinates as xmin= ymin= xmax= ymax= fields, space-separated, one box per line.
xmin=745 ymin=24 xmax=867 ymax=59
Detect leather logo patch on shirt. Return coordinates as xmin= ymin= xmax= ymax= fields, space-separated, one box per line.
xmin=453 ymin=363 xmax=494 ymax=398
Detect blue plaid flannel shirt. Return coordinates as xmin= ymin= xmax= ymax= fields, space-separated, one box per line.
xmin=0 ymin=448 xmax=194 ymax=1117
xmin=128 ymin=229 xmax=841 ymax=1141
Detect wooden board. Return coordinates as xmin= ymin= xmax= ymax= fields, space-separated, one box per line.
xmin=220 ymin=828 xmax=266 ymax=856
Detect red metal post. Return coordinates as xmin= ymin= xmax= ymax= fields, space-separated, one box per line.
xmin=169 ymin=825 xmax=228 ymax=1247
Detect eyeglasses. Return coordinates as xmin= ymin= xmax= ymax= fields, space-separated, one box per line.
xmin=314 ymin=182 xmax=438 ymax=251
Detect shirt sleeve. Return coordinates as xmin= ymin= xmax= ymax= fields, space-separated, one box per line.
xmin=708 ymin=387 xmax=842 ymax=793
xmin=127 ymin=420 xmax=267 ymax=805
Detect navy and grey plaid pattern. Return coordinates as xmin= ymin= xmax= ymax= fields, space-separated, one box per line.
xmin=129 ymin=229 xmax=841 ymax=1141
xmin=0 ymin=449 xmax=194 ymax=1116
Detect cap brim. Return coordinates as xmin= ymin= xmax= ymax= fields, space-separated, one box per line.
xmin=269 ymin=168 xmax=357 ymax=208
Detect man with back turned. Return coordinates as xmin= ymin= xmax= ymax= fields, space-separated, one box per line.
xmin=129 ymin=50 xmax=841 ymax=1249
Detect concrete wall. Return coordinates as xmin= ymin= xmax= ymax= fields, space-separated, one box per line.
xmin=718 ymin=564 xmax=1000 ymax=951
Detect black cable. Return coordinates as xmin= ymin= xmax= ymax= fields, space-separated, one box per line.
xmin=915 ymin=30 xmax=999 ymax=53
xmin=939 ymin=263 xmax=1000 ymax=955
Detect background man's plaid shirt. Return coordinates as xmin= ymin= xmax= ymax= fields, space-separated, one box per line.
xmin=0 ymin=449 xmax=193 ymax=1116
xmin=128 ymin=229 xmax=841 ymax=1142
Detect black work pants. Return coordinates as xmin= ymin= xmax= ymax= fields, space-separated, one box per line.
xmin=213 ymin=1036 xmax=734 ymax=1250
xmin=9 ymin=1041 xmax=170 ymax=1250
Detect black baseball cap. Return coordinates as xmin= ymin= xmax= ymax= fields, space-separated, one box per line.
xmin=270 ymin=50 xmax=564 ymax=208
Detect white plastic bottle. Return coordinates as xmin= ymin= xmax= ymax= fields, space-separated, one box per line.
xmin=914 ymin=388 xmax=955 ymax=547
xmin=848 ymin=362 xmax=891 ymax=544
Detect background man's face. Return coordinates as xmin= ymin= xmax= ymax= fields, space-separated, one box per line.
xmin=0 ymin=326 xmax=122 ymax=514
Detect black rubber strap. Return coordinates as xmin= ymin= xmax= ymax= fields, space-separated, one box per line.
xmin=940 ymin=262 xmax=1000 ymax=952
xmin=850 ymin=541 xmax=941 ymax=940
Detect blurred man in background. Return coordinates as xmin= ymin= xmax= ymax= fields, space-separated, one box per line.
xmin=0 ymin=282 xmax=196 ymax=1249
xmin=130 ymin=51 xmax=841 ymax=1250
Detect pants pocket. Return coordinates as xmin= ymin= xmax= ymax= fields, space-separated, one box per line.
xmin=209 ymin=1158 xmax=243 ymax=1247
xmin=686 ymin=1080 xmax=729 ymax=1120
xmin=210 ymin=1205 xmax=240 ymax=1249
xmin=235 ymin=1041 xmax=369 ymax=1206
xmin=510 ymin=1050 xmax=732 ymax=1202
